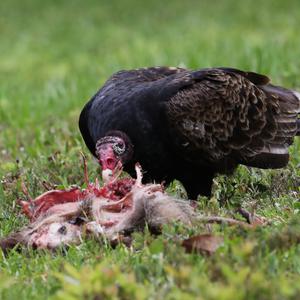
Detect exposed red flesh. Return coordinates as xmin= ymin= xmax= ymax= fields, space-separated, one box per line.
xmin=100 ymin=220 xmax=119 ymax=228
xmin=20 ymin=188 xmax=87 ymax=220
xmin=99 ymin=178 xmax=135 ymax=200
xmin=20 ymin=178 xmax=135 ymax=221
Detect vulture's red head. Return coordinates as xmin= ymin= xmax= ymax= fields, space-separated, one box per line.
xmin=95 ymin=131 xmax=133 ymax=183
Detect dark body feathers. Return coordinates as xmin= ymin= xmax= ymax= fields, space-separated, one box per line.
xmin=79 ymin=67 xmax=300 ymax=198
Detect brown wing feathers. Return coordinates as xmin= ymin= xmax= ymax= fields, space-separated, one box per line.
xmin=167 ymin=69 xmax=300 ymax=169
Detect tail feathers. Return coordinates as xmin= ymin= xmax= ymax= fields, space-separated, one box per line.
xmin=245 ymin=152 xmax=290 ymax=169
xmin=292 ymin=90 xmax=300 ymax=136
xmin=292 ymin=90 xmax=300 ymax=103
xmin=241 ymin=85 xmax=299 ymax=169
xmin=264 ymin=85 xmax=300 ymax=137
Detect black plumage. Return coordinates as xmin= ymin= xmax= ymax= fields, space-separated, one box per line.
xmin=79 ymin=67 xmax=300 ymax=198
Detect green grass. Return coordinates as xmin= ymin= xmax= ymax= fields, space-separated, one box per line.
xmin=0 ymin=0 xmax=300 ymax=299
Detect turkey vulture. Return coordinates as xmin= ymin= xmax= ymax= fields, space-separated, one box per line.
xmin=79 ymin=67 xmax=300 ymax=198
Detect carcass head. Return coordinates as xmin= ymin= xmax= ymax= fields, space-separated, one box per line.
xmin=28 ymin=222 xmax=82 ymax=250
xmin=96 ymin=131 xmax=133 ymax=183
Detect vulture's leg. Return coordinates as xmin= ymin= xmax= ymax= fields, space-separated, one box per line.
xmin=179 ymin=170 xmax=215 ymax=199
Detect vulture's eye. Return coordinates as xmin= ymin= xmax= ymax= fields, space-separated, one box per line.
xmin=113 ymin=142 xmax=126 ymax=155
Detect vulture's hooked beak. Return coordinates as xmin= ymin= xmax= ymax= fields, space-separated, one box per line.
xmin=98 ymin=144 xmax=122 ymax=183
xmin=102 ymin=169 xmax=113 ymax=183
xmin=102 ymin=162 xmax=123 ymax=183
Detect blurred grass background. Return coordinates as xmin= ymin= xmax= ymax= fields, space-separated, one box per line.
xmin=1 ymin=0 xmax=300 ymax=158
xmin=0 ymin=0 xmax=300 ymax=299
